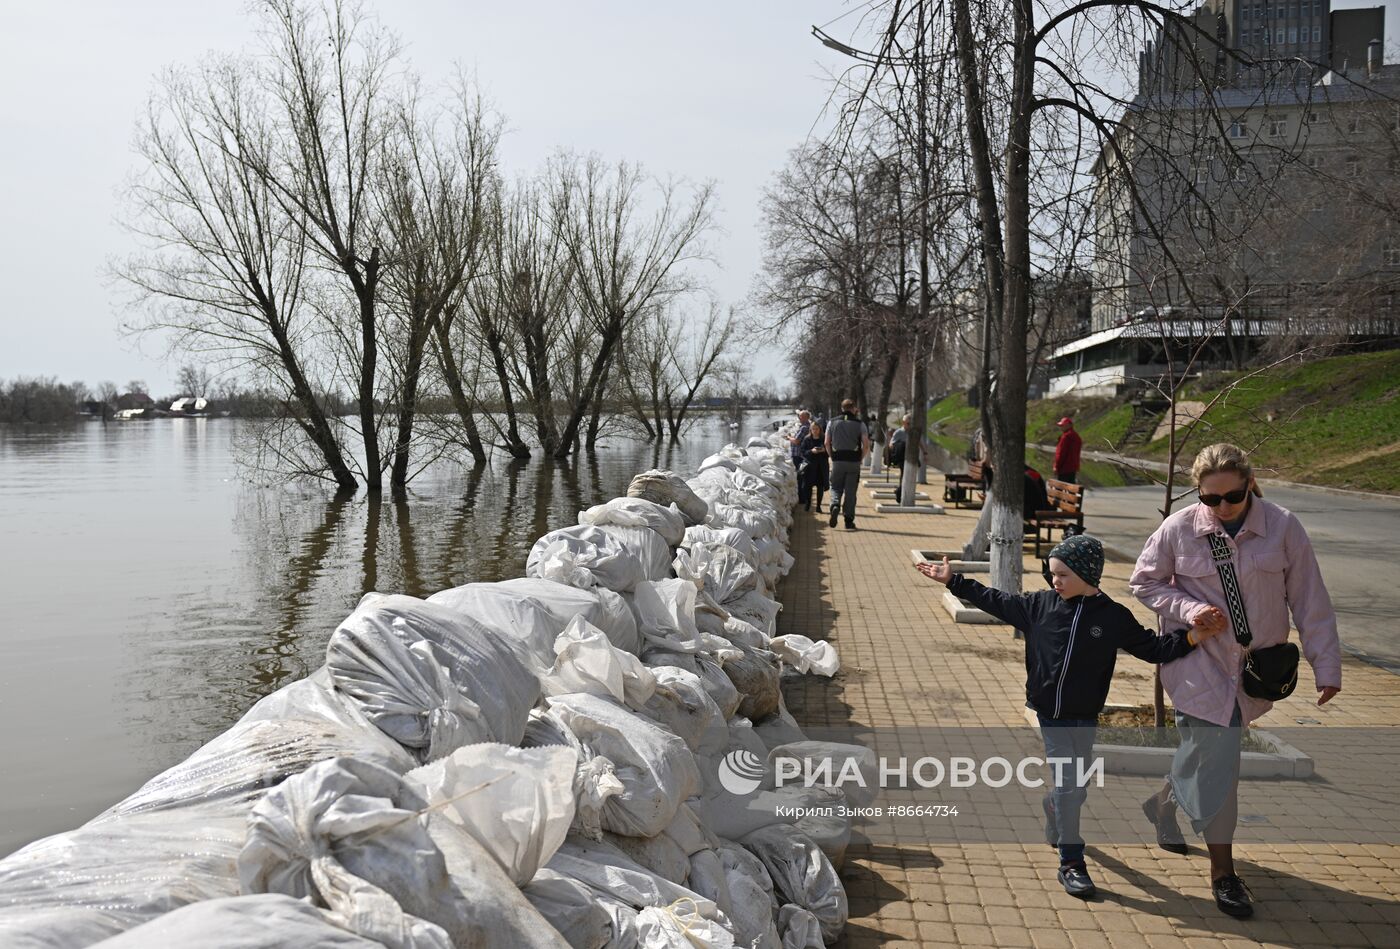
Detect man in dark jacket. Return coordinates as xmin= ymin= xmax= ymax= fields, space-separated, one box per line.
xmin=917 ymin=534 xmax=1225 ymax=898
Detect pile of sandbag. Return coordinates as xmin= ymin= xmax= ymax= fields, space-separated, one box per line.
xmin=0 ymin=434 xmax=853 ymax=949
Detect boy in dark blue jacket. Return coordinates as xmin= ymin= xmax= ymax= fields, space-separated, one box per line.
xmin=918 ymin=534 xmax=1225 ymax=898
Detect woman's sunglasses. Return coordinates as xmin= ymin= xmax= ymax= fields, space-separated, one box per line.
xmin=1198 ymin=487 xmax=1250 ymax=507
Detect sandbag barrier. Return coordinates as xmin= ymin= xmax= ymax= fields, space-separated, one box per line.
xmin=0 ymin=433 xmax=851 ymax=949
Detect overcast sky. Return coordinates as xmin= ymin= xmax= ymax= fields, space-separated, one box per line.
xmin=2 ymin=1 xmax=1397 ymax=395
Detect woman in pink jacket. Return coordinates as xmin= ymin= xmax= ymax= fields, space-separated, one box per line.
xmin=1129 ymin=443 xmax=1342 ymax=919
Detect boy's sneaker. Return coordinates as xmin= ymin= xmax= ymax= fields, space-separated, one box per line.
xmin=828 ymin=509 xmax=839 ymax=528
xmin=1057 ymin=863 xmax=1096 ymax=899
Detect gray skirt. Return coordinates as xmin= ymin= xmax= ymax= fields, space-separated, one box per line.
xmin=1168 ymin=702 xmax=1243 ymax=836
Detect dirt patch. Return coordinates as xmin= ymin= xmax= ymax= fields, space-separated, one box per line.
xmin=1311 ymin=439 xmax=1400 ymax=472
xmin=947 ymin=640 xmax=1024 ymax=663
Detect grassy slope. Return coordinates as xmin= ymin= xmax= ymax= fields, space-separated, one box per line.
xmin=927 ymin=349 xmax=1400 ymax=493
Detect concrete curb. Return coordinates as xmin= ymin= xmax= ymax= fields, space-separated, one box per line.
xmin=910 ymin=549 xmax=990 ymax=573
xmin=942 ymin=590 xmax=1005 ymax=624
xmin=869 ymin=489 xmax=931 ymax=500
xmin=1021 ymin=705 xmax=1315 ymax=779
xmin=875 ymin=503 xmax=945 ymax=515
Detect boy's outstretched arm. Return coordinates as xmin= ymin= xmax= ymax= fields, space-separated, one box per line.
xmin=1116 ymin=604 xmax=1225 ymax=663
xmin=916 ymin=557 xmax=1036 ymax=631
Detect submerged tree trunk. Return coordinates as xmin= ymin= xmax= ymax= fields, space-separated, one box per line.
xmin=484 ymin=322 xmax=532 ymax=459
xmin=355 ymin=248 xmax=383 ymax=493
xmin=432 ymin=319 xmax=488 ymax=466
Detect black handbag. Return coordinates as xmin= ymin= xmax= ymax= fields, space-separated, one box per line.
xmin=1206 ymin=533 xmax=1300 ymax=701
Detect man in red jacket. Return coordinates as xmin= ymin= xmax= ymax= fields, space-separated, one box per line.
xmin=1054 ymin=417 xmax=1082 ymax=484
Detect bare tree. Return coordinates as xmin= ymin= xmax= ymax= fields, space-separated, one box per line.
xmin=548 ymin=153 xmax=715 ymax=458
xmin=118 ymin=56 xmax=357 ymax=491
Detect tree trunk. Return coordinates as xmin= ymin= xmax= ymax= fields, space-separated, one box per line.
xmin=431 ymin=318 xmax=488 ymax=465
xmin=357 ymin=247 xmax=382 ymax=493
xmin=554 ymin=318 xmax=623 ymax=458
xmin=523 ymin=315 xmax=561 ymax=456
xmin=585 ymin=358 xmax=612 ymax=450
xmin=267 ymin=308 xmax=358 ymax=492
xmin=484 ymin=323 xmax=532 ymax=458
xmin=390 ymin=302 xmax=431 ymax=495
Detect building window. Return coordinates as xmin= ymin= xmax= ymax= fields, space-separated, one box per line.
xmin=1229 ymin=119 xmax=1248 ymax=138
xmin=1192 ymin=163 xmax=1211 ymax=185
xmin=1347 ymin=155 xmax=1361 ymax=178
xmin=1232 ymin=162 xmax=1249 ymax=182
xmin=1313 ymin=0 xmax=1322 ymax=15
xmin=1288 ymin=27 xmax=1297 ymax=44
xmin=1268 ymin=115 xmax=1286 ymax=137
xmin=1306 ymin=152 xmax=1322 ymax=170
xmin=1386 ymin=242 xmax=1400 ymax=267
xmin=1312 ymin=26 xmax=1321 ymax=42
xmin=1348 ymin=113 xmax=1364 ymax=134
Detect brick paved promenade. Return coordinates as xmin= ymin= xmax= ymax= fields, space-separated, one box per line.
xmin=773 ymin=476 xmax=1400 ymax=949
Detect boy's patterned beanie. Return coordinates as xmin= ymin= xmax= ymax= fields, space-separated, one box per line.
xmin=1048 ymin=533 xmax=1104 ymax=587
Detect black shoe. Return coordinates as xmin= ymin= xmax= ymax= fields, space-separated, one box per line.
xmin=1042 ymin=795 xmax=1058 ymax=848
xmin=1142 ymin=794 xmax=1188 ymax=854
xmin=828 ymin=509 xmax=839 ymax=528
xmin=814 ymin=504 xmax=822 ymax=513
xmin=1057 ymin=864 xmax=1096 ymax=899
xmin=803 ymin=503 xmax=811 ymax=511
xmin=1212 ymin=874 xmax=1253 ymax=918
xmin=844 ymin=520 xmax=856 ymax=530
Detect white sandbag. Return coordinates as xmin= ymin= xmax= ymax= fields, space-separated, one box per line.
xmin=628 ymin=470 xmax=709 ymax=526
xmin=777 ymin=905 xmax=824 ymax=949
xmin=89 ymin=894 xmax=385 ymax=949
xmin=521 ymin=709 xmax=626 ymax=841
xmin=0 ymin=804 xmax=246 ymax=949
xmin=406 ymin=743 xmax=577 ymax=886
xmin=239 ymin=756 xmax=567 ymax=949
xmin=602 ymin=831 xmax=690 ymax=885
xmin=718 ymin=845 xmax=781 ymax=949
xmin=722 ymin=644 xmax=781 ymax=722
xmin=692 ymin=785 xmax=834 ymax=843
xmin=642 ymin=650 xmax=742 ymax=721
xmin=630 ymin=578 xmax=705 ymax=653
xmin=541 ymin=617 xmax=656 ymax=708
xmin=638 ymin=666 xmax=727 ymax=756
xmin=327 ymin=594 xmax=539 ymax=761
xmin=545 ymin=693 xmax=702 ymax=839
xmin=429 ymin=577 xmax=641 ymax=657
xmin=707 ymin=614 xmax=768 ymax=651
xmin=522 ymin=870 xmax=619 ymax=949
xmin=637 ymin=902 xmax=736 ymax=949
xmin=737 ymin=827 xmax=846 ymax=944
xmin=674 ymin=543 xmax=759 ymax=604
xmin=548 ymin=838 xmax=724 ymax=929
xmin=596 ymin=524 xmax=673 ymax=583
xmin=99 ymin=713 xmax=416 ymax=820
xmin=686 ymin=849 xmax=734 ymax=923
xmin=580 ymin=497 xmax=687 ymax=547
xmin=724 ymin=592 xmax=782 ymax=639
xmin=527 ymin=525 xmax=647 ymax=593
xmin=767 ymin=636 xmax=839 ymax=677
xmin=752 ymin=701 xmax=806 ymax=752
xmin=681 ymin=525 xmax=756 ymax=561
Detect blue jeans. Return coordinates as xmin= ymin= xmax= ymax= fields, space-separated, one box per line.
xmin=1037 ymin=714 xmax=1098 ymax=866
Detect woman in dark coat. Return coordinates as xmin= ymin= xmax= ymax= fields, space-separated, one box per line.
xmin=798 ymin=422 xmax=830 ymax=512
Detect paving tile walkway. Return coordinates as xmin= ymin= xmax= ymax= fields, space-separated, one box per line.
xmin=773 ymin=475 xmax=1400 ymax=949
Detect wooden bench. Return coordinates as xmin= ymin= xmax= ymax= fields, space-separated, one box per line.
xmin=1025 ymin=479 xmax=1086 ymax=557
xmin=943 ymin=459 xmax=986 ymax=508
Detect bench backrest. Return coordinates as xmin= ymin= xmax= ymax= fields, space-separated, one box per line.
xmin=1046 ymin=479 xmax=1084 ymax=514
xmin=968 ymin=459 xmax=985 ymax=481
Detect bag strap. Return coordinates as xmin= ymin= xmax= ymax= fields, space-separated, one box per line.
xmin=1206 ymin=532 xmax=1253 ymax=648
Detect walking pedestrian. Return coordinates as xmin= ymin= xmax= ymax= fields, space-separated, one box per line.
xmin=824 ymin=399 xmax=870 ymax=530
xmin=886 ymin=414 xmax=912 ymax=503
xmin=788 ymin=410 xmax=812 ymax=469
xmin=1130 ymin=442 xmax=1342 ymax=919
xmin=919 ymin=535 xmax=1224 ymax=899
xmin=798 ymin=422 xmax=829 ymax=512
xmin=1054 ymin=417 xmax=1082 ymax=484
